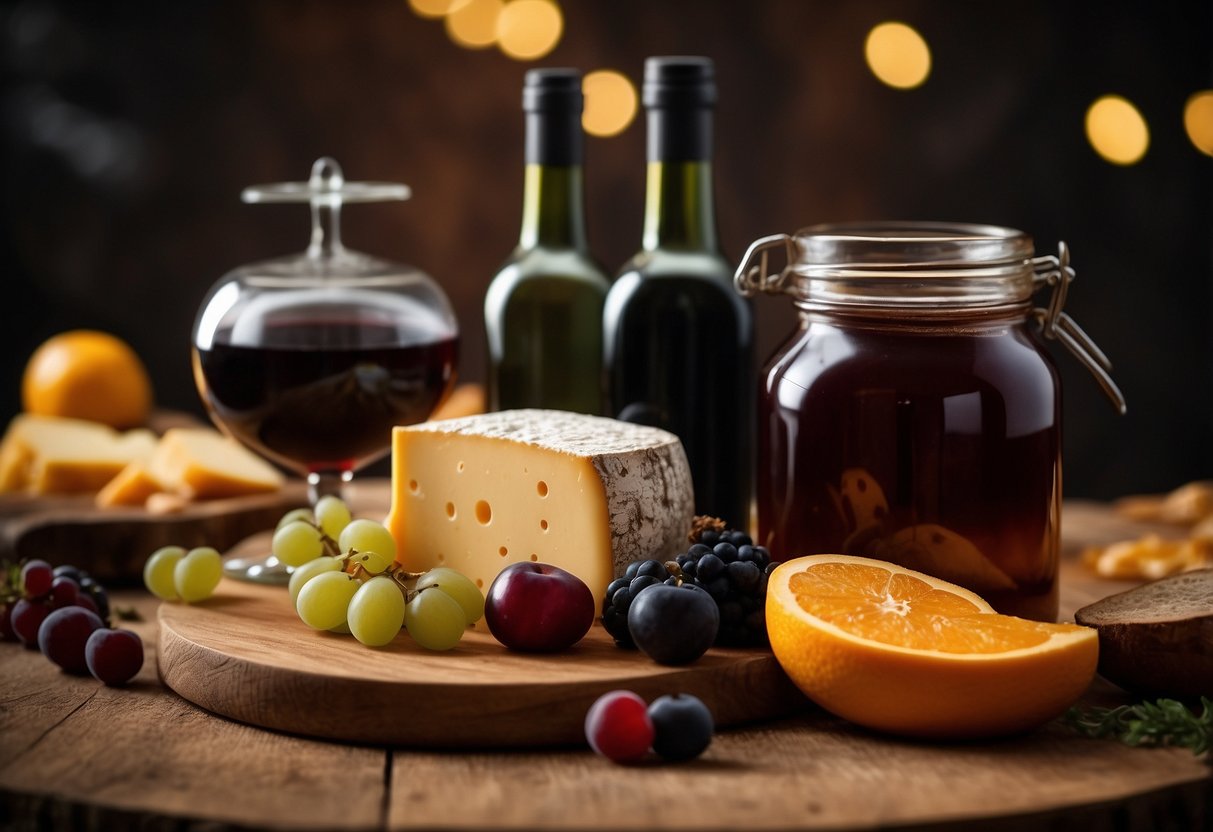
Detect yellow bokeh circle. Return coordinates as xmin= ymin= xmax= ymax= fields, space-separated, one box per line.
xmin=497 ymin=0 xmax=563 ymax=61
xmin=582 ymin=70 xmax=638 ymax=138
xmin=865 ymin=22 xmax=931 ymax=90
xmin=1085 ymin=95 xmax=1149 ymax=166
xmin=445 ymin=0 xmax=503 ymax=49
xmin=408 ymin=0 xmax=470 ymax=18
xmin=1184 ymin=90 xmax=1213 ymax=157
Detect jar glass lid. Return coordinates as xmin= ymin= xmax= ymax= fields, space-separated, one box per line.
xmin=792 ymin=221 xmax=1035 ymax=270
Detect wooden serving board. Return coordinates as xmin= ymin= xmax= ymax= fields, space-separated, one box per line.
xmin=158 ymin=578 xmax=803 ymax=748
xmin=0 ymin=484 xmax=308 ymax=584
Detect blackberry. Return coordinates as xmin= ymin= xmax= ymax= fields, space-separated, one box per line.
xmin=601 ymin=517 xmax=781 ymax=650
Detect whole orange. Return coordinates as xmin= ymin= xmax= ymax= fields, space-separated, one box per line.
xmin=22 ymin=331 xmax=153 ymax=429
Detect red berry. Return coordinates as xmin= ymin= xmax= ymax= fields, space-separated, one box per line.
xmin=75 ymin=594 xmax=100 ymax=616
xmin=584 ymin=690 xmax=654 ymax=763
xmin=21 ymin=560 xmax=53 ymax=598
xmin=11 ymin=599 xmax=49 ymax=647
xmin=85 ymin=629 xmax=144 ymax=686
xmin=49 ymin=577 xmax=79 ymax=608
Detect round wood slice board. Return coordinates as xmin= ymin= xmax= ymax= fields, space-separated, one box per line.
xmin=158 ymin=578 xmax=805 ymax=748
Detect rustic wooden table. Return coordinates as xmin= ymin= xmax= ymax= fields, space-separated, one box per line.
xmin=0 ymin=502 xmax=1209 ymax=831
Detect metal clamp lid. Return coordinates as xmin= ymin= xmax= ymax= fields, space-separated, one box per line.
xmin=734 ymin=232 xmax=1126 ymax=414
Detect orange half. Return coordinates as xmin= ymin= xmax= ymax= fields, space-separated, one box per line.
xmin=767 ymin=555 xmax=1098 ymax=739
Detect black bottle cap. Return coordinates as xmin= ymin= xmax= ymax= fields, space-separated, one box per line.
xmin=523 ymin=68 xmax=584 ymax=113
xmin=523 ymin=68 xmax=584 ymax=166
xmin=643 ymin=56 xmax=715 ymax=161
xmin=643 ymin=56 xmax=717 ymax=109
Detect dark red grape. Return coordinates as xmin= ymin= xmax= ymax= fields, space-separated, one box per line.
xmin=584 ymin=690 xmax=654 ymax=763
xmin=75 ymin=594 xmax=99 ymax=615
xmin=648 ymin=694 xmax=714 ymax=761
xmin=49 ymin=577 xmax=79 ymax=607
xmin=85 ymin=629 xmax=144 ymax=686
xmin=627 ymin=583 xmax=719 ymax=665
xmin=11 ymin=599 xmax=49 ymax=647
xmin=21 ymin=560 xmax=53 ymax=598
xmin=38 ymin=607 xmax=104 ymax=675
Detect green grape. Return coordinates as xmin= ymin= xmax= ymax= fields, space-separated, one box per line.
xmin=173 ymin=547 xmax=223 ymax=603
xmin=144 ymin=545 xmax=186 ymax=601
xmin=338 ymin=519 xmax=397 ymax=561
xmin=296 ymin=571 xmax=360 ymax=631
xmin=276 ymin=507 xmax=314 ymax=531
xmin=404 ymin=588 xmax=467 ymax=651
xmin=288 ymin=556 xmax=341 ymax=606
xmin=415 ymin=568 xmax=484 ymax=625
xmin=348 ymin=576 xmax=406 ymax=647
xmin=273 ymin=520 xmax=324 ymax=568
xmin=350 ymin=550 xmax=393 ymax=575
xmin=314 ymin=496 xmax=352 ymax=541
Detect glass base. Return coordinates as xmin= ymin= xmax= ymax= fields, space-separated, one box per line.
xmin=223 ymin=553 xmax=291 ymax=585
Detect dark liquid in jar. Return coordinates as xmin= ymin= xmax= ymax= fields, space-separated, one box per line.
xmin=758 ymin=315 xmax=1060 ymax=621
xmin=194 ymin=320 xmax=457 ymax=474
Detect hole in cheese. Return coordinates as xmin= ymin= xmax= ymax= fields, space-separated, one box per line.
xmin=409 ymin=479 xmax=419 ymax=493
xmin=457 ymin=461 xmax=465 ymax=473
xmin=437 ymin=553 xmax=446 ymax=563
xmin=537 ymin=480 xmax=548 ymax=497
xmin=530 ymin=553 xmax=538 ymax=562
xmin=445 ymin=502 xmax=456 ymax=519
xmin=475 ymin=578 xmax=484 ymax=588
xmin=475 ymin=500 xmax=492 ymax=525
xmin=499 ymin=546 xmax=508 ymax=557
xmin=540 ymin=519 xmax=549 ymax=531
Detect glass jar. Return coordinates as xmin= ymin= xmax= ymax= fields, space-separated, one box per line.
xmin=736 ymin=222 xmax=1124 ymax=621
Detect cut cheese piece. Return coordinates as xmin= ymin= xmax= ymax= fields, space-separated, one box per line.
xmin=386 ymin=409 xmax=695 ymax=610
xmin=149 ymin=428 xmax=284 ymax=499
xmin=0 ymin=414 xmax=156 ymax=494
xmin=95 ymin=460 xmax=165 ymax=508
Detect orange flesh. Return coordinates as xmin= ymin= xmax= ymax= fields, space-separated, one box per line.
xmin=790 ymin=563 xmax=1085 ymax=653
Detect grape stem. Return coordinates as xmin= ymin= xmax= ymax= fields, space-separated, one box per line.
xmin=664 ymin=561 xmax=685 ymax=587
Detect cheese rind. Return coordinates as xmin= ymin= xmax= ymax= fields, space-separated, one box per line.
xmin=386 ymin=410 xmax=694 ymax=604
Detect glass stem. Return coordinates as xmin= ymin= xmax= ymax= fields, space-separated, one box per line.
xmin=308 ymin=469 xmax=353 ymax=505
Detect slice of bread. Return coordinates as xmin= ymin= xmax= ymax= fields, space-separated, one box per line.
xmin=1075 ymin=569 xmax=1212 ymax=698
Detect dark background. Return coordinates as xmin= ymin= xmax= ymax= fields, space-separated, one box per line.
xmin=1 ymin=0 xmax=1209 ymax=498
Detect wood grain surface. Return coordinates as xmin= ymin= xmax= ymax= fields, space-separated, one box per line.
xmin=0 ymin=502 xmax=1210 ymax=832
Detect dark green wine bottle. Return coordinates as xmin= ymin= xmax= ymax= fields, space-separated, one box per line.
xmin=485 ymin=69 xmax=609 ymax=414
xmin=603 ymin=56 xmax=754 ymax=527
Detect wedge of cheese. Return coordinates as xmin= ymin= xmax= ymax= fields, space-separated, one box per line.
xmin=0 ymin=415 xmax=157 ymax=494
xmin=148 ymin=428 xmax=283 ymax=499
xmin=386 ymin=409 xmax=695 ymax=605
xmin=94 ymin=460 xmax=165 ymax=508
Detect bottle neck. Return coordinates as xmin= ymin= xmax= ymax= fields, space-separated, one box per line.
xmin=519 ymin=164 xmax=588 ymax=250
xmin=642 ymin=160 xmax=718 ymax=252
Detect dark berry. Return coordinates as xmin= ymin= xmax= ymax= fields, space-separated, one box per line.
xmin=648 ymin=694 xmax=714 ymax=761
xmin=49 ymin=577 xmax=79 ymax=608
xmin=606 ymin=577 xmax=629 ymax=597
xmin=727 ymin=560 xmax=761 ymax=591
xmin=699 ymin=530 xmax=719 ymax=546
xmin=11 ymin=599 xmax=49 ymax=647
xmin=736 ymin=545 xmax=756 ymax=562
xmin=636 ymin=560 xmax=668 ymax=579
xmin=627 ymin=584 xmax=719 ymax=665
xmin=687 ymin=543 xmax=711 ymax=558
xmin=713 ymin=542 xmax=738 ymax=563
xmin=52 ymin=565 xmax=83 ymax=583
xmin=612 ymin=587 xmax=633 ymax=614
xmin=720 ymin=601 xmax=743 ymax=625
xmin=85 ymin=629 xmax=144 ymax=686
xmin=681 ymin=559 xmax=698 ymax=578
xmin=705 ymin=577 xmax=730 ymax=601
xmin=624 ymin=562 xmax=641 ymax=580
xmin=629 ymin=575 xmax=661 ymax=596
xmin=38 ymin=607 xmax=104 ymax=675
xmin=21 ymin=560 xmax=53 ymax=599
xmin=663 ymin=577 xmax=679 ymax=586
xmin=696 ymin=554 xmax=725 ymax=582
xmin=727 ymin=530 xmax=751 ymax=547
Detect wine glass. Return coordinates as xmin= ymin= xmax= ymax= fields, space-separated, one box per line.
xmin=192 ymin=158 xmax=459 ymax=582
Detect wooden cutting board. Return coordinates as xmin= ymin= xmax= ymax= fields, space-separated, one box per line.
xmin=157 ymin=578 xmax=803 ymax=748
xmin=155 ymin=497 xmax=1172 ymax=750
xmin=0 ymin=484 xmax=308 ymax=584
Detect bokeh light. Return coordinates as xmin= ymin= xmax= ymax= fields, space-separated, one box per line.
xmin=444 ymin=0 xmax=503 ymax=49
xmin=582 ymin=70 xmax=638 ymax=138
xmin=408 ymin=0 xmax=470 ymax=18
xmin=864 ymin=22 xmax=931 ymax=89
xmin=497 ymin=0 xmax=563 ymax=61
xmin=1183 ymin=90 xmax=1213 ymax=157
xmin=1085 ymin=95 xmax=1150 ymax=165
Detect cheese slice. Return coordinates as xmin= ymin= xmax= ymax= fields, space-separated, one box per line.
xmin=148 ymin=428 xmax=283 ymax=499
xmin=386 ymin=409 xmax=695 ymax=608
xmin=94 ymin=460 xmax=165 ymax=508
xmin=0 ymin=414 xmax=156 ymax=494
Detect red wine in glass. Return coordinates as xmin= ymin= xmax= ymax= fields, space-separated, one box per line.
xmin=193 ymin=318 xmax=457 ymax=476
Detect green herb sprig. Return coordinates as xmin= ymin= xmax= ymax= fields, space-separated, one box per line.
xmin=1065 ymin=697 xmax=1212 ymax=755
